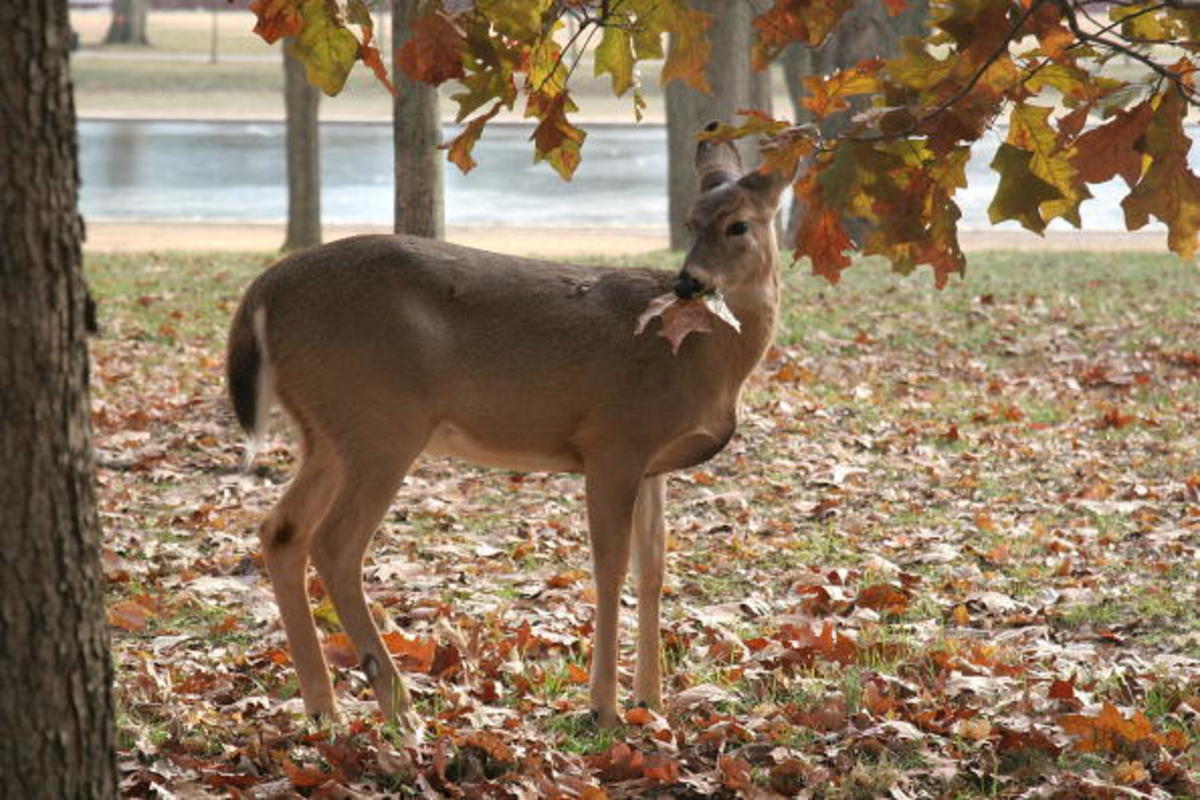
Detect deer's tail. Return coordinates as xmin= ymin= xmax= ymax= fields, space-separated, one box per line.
xmin=226 ymin=291 xmax=273 ymax=469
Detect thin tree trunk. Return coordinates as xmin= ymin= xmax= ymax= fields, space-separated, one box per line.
xmin=283 ymin=39 xmax=321 ymax=251
xmin=665 ymin=1 xmax=770 ymax=250
xmin=104 ymin=0 xmax=150 ymax=45
xmin=392 ymin=0 xmax=443 ymax=238
xmin=0 ymin=0 xmax=116 ymax=796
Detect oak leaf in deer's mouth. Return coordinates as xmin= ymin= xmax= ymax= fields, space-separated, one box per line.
xmin=635 ymin=291 xmax=741 ymax=355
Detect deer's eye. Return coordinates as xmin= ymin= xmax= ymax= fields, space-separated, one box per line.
xmin=726 ymin=220 xmax=749 ymax=237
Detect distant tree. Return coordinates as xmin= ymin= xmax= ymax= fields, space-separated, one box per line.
xmin=104 ymin=0 xmax=150 ymax=46
xmin=392 ymin=0 xmax=443 ymax=238
xmin=665 ymin=2 xmax=771 ymax=249
xmin=283 ymin=38 xmax=322 ymax=251
xmin=0 ymin=0 xmax=116 ymax=794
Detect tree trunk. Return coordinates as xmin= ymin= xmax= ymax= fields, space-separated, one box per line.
xmin=0 ymin=0 xmax=116 ymax=796
xmin=665 ymin=1 xmax=770 ymax=250
xmin=283 ymin=39 xmax=321 ymax=251
xmin=392 ymin=0 xmax=443 ymax=238
xmin=104 ymin=0 xmax=150 ymax=46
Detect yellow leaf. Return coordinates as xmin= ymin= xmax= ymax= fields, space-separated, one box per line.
xmin=595 ymin=25 xmax=635 ymax=96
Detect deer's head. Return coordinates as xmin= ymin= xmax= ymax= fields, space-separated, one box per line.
xmin=674 ymin=122 xmax=794 ymax=304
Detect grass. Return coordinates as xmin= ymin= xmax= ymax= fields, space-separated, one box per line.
xmin=90 ymin=246 xmax=1200 ymax=797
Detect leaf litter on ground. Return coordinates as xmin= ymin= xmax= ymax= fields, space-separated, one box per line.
xmin=89 ymin=250 xmax=1200 ymax=798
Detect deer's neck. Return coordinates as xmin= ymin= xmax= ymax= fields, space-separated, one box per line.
xmin=717 ymin=269 xmax=781 ymax=382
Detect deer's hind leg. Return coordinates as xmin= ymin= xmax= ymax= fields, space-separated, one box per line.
xmin=308 ymin=429 xmax=426 ymax=734
xmin=258 ymin=431 xmax=341 ymax=719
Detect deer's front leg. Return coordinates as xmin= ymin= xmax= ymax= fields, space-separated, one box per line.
xmin=632 ymin=474 xmax=666 ymax=710
xmin=584 ymin=462 xmax=642 ymax=729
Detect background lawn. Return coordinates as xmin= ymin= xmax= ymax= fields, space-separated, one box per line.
xmin=93 ymin=248 xmax=1200 ymax=797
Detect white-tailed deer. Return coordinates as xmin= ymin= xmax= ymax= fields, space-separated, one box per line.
xmin=226 ymin=124 xmax=792 ymax=732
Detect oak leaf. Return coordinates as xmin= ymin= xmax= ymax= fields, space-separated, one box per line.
xmin=988 ymin=143 xmax=1061 ymax=233
xmin=1121 ymin=90 xmax=1200 ymax=259
xmin=594 ymin=25 xmax=635 ymax=96
xmin=638 ymin=295 xmax=711 ymax=354
xmin=250 ymin=0 xmax=302 ymax=45
xmin=287 ymin=0 xmax=360 ymax=96
xmin=1074 ymin=101 xmax=1153 ymax=187
xmin=660 ymin=1 xmax=713 ymax=91
xmin=635 ymin=291 xmax=741 ymax=354
xmin=357 ymin=24 xmax=395 ymax=96
xmin=527 ymin=91 xmax=586 ymax=180
xmin=396 ymin=11 xmax=466 ymax=85
xmin=445 ymin=102 xmax=502 ymax=173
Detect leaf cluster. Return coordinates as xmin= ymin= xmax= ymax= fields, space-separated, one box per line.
xmin=254 ymin=0 xmax=1200 ymax=284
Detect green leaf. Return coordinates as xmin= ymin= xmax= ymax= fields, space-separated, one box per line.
xmin=477 ymin=0 xmax=554 ymax=41
xmin=988 ymin=143 xmax=1061 ymax=234
xmin=595 ymin=26 xmax=636 ymax=96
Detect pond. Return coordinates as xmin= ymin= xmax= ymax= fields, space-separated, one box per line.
xmin=78 ymin=119 xmax=1170 ymax=232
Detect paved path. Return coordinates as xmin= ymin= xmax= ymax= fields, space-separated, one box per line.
xmin=83 ymin=221 xmax=1170 ymax=257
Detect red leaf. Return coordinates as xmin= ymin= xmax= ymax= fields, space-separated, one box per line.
xmin=358 ymin=25 xmax=395 ymax=96
xmin=1074 ymin=100 xmax=1153 ymax=188
xmin=107 ymin=594 xmax=161 ymax=631
xmin=396 ymin=12 xmax=465 ymax=85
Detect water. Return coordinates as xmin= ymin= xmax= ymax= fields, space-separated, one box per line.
xmin=78 ymin=119 xmax=1176 ymax=232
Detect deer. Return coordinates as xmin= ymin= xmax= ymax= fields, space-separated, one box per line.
xmin=225 ymin=122 xmax=794 ymax=734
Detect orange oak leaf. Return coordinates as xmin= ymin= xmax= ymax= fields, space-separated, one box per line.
xmin=383 ymin=631 xmax=437 ymax=673
xmin=358 ymin=25 xmax=395 ymax=96
xmin=795 ymin=205 xmax=854 ymax=283
xmin=250 ymin=0 xmax=302 ymax=45
xmin=1059 ymin=702 xmax=1160 ymax=754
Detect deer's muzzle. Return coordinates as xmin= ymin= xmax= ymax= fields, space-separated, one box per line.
xmin=673 ymin=270 xmax=707 ymax=300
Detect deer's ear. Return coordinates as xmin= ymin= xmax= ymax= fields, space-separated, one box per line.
xmin=695 ymin=121 xmax=743 ymax=193
xmin=738 ymin=165 xmax=799 ymax=209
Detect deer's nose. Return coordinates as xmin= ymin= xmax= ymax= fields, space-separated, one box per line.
xmin=674 ymin=271 xmax=706 ymax=300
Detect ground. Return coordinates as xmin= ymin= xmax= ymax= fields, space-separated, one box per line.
xmin=72 ymin=8 xmax=1200 ymax=796
xmin=94 ymin=249 xmax=1200 ymax=798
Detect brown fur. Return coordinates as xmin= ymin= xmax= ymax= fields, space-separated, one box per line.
xmin=226 ymin=132 xmax=794 ymax=733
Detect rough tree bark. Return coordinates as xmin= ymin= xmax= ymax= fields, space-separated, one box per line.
xmin=283 ymin=39 xmax=322 ymax=251
xmin=665 ymin=2 xmax=771 ymax=250
xmin=392 ymin=0 xmax=444 ymax=238
xmin=104 ymin=0 xmax=150 ymax=46
xmin=0 ymin=0 xmax=116 ymax=796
